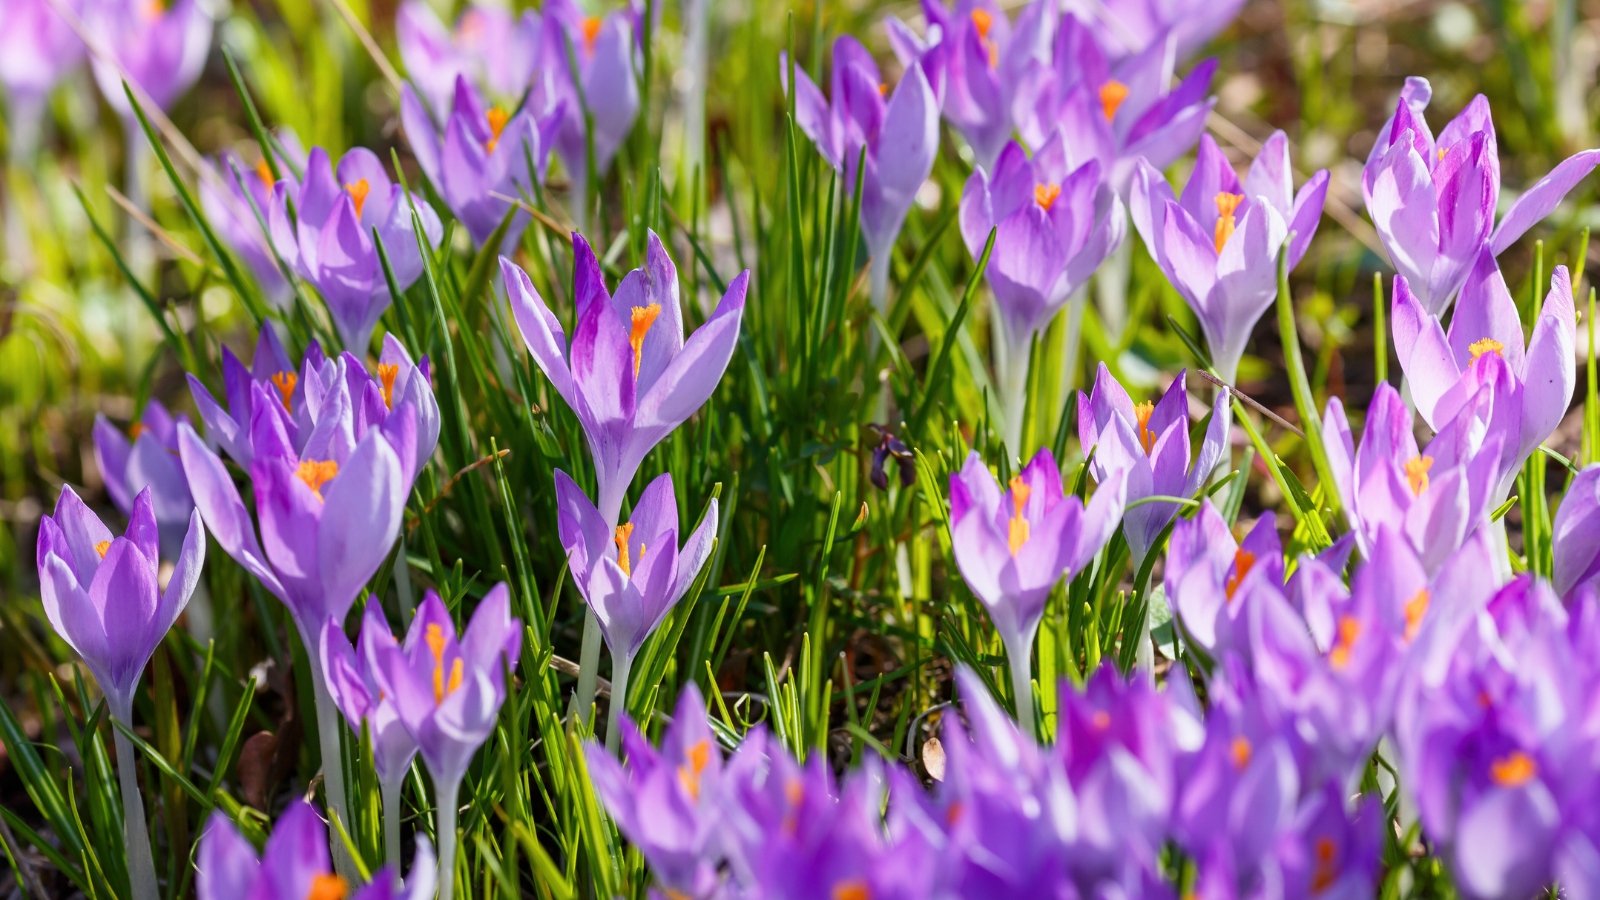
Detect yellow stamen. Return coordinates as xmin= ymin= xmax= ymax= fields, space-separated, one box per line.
xmin=307 ymin=874 xmax=349 ymax=900
xmin=1469 ymin=337 xmax=1505 ymax=360
xmin=1006 ymin=475 xmax=1032 ymax=556
xmin=1225 ymin=549 xmax=1256 ymax=602
xmin=1034 ymin=183 xmax=1061 ymax=212
xmin=128 ymin=422 xmax=145 ymax=441
xmin=1404 ymin=455 xmax=1433 ymax=495
xmin=376 ymin=363 xmax=400 ymax=409
xmin=345 ymin=179 xmax=370 ymax=218
xmin=1310 ymin=837 xmax=1337 ymax=893
xmin=833 ymin=883 xmax=870 ymax=900
xmin=1230 ymin=736 xmax=1252 ymax=769
xmin=295 ymin=460 xmax=339 ymax=499
xmin=581 ymin=16 xmax=603 ymax=53
xmin=1329 ymin=615 xmax=1361 ymax=670
xmin=255 ymin=160 xmax=274 ymax=189
xmin=1099 ymin=80 xmax=1129 ymax=122
xmin=95 ymin=540 xmax=112 ymax=559
xmin=1404 ymin=588 xmax=1430 ymax=642
xmin=1490 ymin=751 xmax=1537 ymax=787
xmin=271 ymin=371 xmax=298 ymax=412
xmin=629 ymin=304 xmax=662 ymax=376
xmin=970 ymin=9 xmax=993 ymax=38
xmin=1134 ymin=400 xmax=1157 ymax=455
xmin=1213 ymin=192 xmax=1244 ymax=252
xmin=614 ymin=523 xmax=636 ymax=576
xmin=485 ymin=107 xmax=510 ymax=154
xmin=677 ymin=738 xmax=711 ymax=801
xmin=426 ymin=622 xmax=464 ymax=704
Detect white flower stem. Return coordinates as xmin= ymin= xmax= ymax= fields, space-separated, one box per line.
xmin=869 ymin=252 xmax=892 ymax=319
xmin=307 ymin=652 xmax=358 ymax=881
xmin=605 ymin=652 xmax=634 ymax=754
xmin=996 ymin=320 xmax=1032 ymax=456
xmin=382 ymin=775 xmax=403 ymax=875
xmin=434 ymin=777 xmax=461 ymax=900
xmin=575 ymin=484 xmax=626 ymax=725
xmin=124 ymin=127 xmax=153 ymax=277
xmin=112 ymin=725 xmax=158 ymax=900
xmin=1005 ymin=636 xmax=1036 ymax=740
xmin=5 ymin=96 xmax=43 ymax=271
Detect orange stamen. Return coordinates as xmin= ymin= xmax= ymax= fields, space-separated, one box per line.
xmin=677 ymin=739 xmax=711 ymax=800
xmin=255 ymin=160 xmax=274 ymax=189
xmin=1230 ymin=736 xmax=1252 ymax=769
xmin=832 ymin=882 xmax=870 ymax=900
xmin=1034 ymin=183 xmax=1061 ymax=212
xmin=307 ymin=874 xmax=349 ymax=900
xmin=1404 ymin=455 xmax=1433 ymax=495
xmin=1490 ymin=751 xmax=1537 ymax=787
xmin=142 ymin=0 xmax=166 ymax=19
xmin=1310 ymin=837 xmax=1338 ymax=893
xmin=581 ymin=16 xmax=603 ymax=53
xmin=345 ymin=179 xmax=371 ymax=218
xmin=1404 ymin=589 xmax=1430 ymax=642
xmin=271 ymin=371 xmax=298 ymax=412
xmin=1134 ymin=400 xmax=1157 ymax=455
xmin=128 ymin=421 xmax=146 ymax=441
xmin=376 ymin=363 xmax=400 ymax=409
xmin=1099 ymin=80 xmax=1129 ymax=121
xmin=1213 ymin=192 xmax=1244 ymax=252
xmin=629 ymin=304 xmax=662 ymax=376
xmin=426 ymin=623 xmax=464 ymax=703
xmin=485 ymin=107 xmax=510 ymax=154
xmin=1007 ymin=475 xmax=1032 ymax=556
xmin=295 ymin=460 xmax=339 ymax=499
xmin=970 ymin=9 xmax=993 ymax=38
xmin=614 ymin=523 xmax=636 ymax=576
xmin=877 ymin=82 xmax=889 ymax=97
xmin=95 ymin=540 xmax=112 ymax=559
xmin=1225 ymin=549 xmax=1256 ymax=602
xmin=1329 ymin=615 xmax=1361 ymax=670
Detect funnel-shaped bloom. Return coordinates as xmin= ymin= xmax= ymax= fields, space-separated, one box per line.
xmin=1164 ymin=501 xmax=1283 ymax=659
xmin=177 ymin=385 xmax=413 ymax=642
xmin=1392 ymin=255 xmax=1575 ymax=485
xmin=372 ymin=586 xmax=520 ymax=788
xmin=186 ymin=327 xmax=306 ymax=467
xmin=339 ymin=334 xmax=440 ymax=485
xmin=86 ymin=0 xmax=212 ymax=116
xmin=199 ymin=136 xmax=306 ymax=307
xmin=1015 ymin=26 xmax=1215 ymax=190
xmin=267 ymin=147 xmax=444 ymax=352
xmin=584 ymin=684 xmax=724 ymax=898
xmin=35 ymin=486 xmax=205 ymax=721
xmin=401 ymin=75 xmax=564 ymax=248
xmin=396 ymin=0 xmax=540 ymax=117
xmin=504 ymin=232 xmax=748 ymax=524
xmin=321 ymin=607 xmax=420 ymax=790
xmin=782 ymin=36 xmax=940 ymax=264
xmin=540 ymin=0 xmax=641 ymax=193
xmin=959 ymin=132 xmax=1125 ymax=342
xmin=197 ymin=801 xmax=434 ymax=900
xmin=885 ymin=0 xmax=1059 ymax=170
xmin=92 ymin=401 xmax=194 ymax=558
xmin=555 ymin=470 xmax=718 ymax=662
xmin=1069 ymin=0 xmax=1246 ymax=62
xmin=0 ymin=0 xmax=85 ymax=103
xmin=1554 ymin=467 xmax=1600 ymax=600
xmin=1078 ymin=365 xmax=1228 ymax=562
xmin=1129 ymin=132 xmax=1329 ymax=381
xmin=948 ymin=449 xmax=1127 ymax=659
xmin=1364 ymin=77 xmax=1600 ymax=315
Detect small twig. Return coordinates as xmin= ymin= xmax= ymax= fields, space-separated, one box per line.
xmin=1195 ymin=369 xmax=1306 ymax=438
xmin=103 ymin=182 xmax=207 ymax=267
xmin=0 ymin=812 xmax=48 ymax=899
xmin=548 ymin=654 xmax=611 ymax=697
xmin=489 ymin=190 xmax=578 ymax=240
xmin=407 ymin=449 xmax=512 ymax=532
xmin=323 ymin=0 xmax=405 ymax=96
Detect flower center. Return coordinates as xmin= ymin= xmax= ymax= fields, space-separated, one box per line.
xmin=581 ymin=16 xmax=603 ymax=53
xmin=1225 ymin=548 xmax=1256 ymax=602
xmin=271 ymin=371 xmax=298 ymax=412
xmin=1230 ymin=736 xmax=1252 ymax=769
xmin=970 ymin=9 xmax=998 ymax=68
xmin=295 ymin=460 xmax=339 ymax=499
xmin=877 ymin=82 xmax=888 ymax=96
xmin=95 ymin=540 xmax=112 ymax=558
xmin=677 ymin=738 xmax=711 ymax=801
xmin=1404 ymin=455 xmax=1432 ymax=495
xmin=1099 ymin=80 xmax=1129 ymax=122
xmin=128 ymin=421 xmax=145 ymax=441
xmin=1490 ymin=751 xmax=1537 ymax=787
xmin=426 ymin=622 xmax=464 ymax=704
xmin=1404 ymin=588 xmax=1429 ymax=642
xmin=613 ymin=523 xmax=644 ymax=576
xmin=1134 ymin=400 xmax=1157 ymax=455
xmin=255 ymin=160 xmax=274 ymax=189
xmin=629 ymin=304 xmax=663 ymax=377
xmin=1006 ymin=475 xmax=1032 ymax=556
xmin=345 ymin=179 xmax=370 ymax=218
xmin=1213 ymin=192 xmax=1244 ymax=252
xmin=485 ymin=107 xmax=510 ymax=154
xmin=1310 ymin=837 xmax=1337 ymax=893
xmin=1469 ymin=337 xmax=1504 ymax=360
xmin=307 ymin=874 xmax=349 ymax=900
xmin=832 ymin=883 xmax=870 ymax=900
xmin=1033 ymin=183 xmax=1060 ymax=212
xmin=375 ymin=363 xmax=400 ymax=409
xmin=1328 ymin=615 xmax=1361 ymax=670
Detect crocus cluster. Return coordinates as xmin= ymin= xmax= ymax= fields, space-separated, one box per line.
xmin=199 ymin=134 xmax=306 ymax=307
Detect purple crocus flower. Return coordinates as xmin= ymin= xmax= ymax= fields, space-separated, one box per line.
xmin=885 ymin=0 xmax=1059 ymax=170
xmin=340 ymin=334 xmax=441 ymax=485
xmin=85 ymin=0 xmax=212 ymax=116
xmin=1392 ymin=256 xmax=1575 ymax=493
xmin=1164 ymin=501 xmax=1283 ymax=659
xmin=503 ymin=232 xmax=748 ymax=526
xmin=1554 ymin=466 xmax=1600 ymax=599
xmin=1187 ymin=781 xmax=1383 ymax=899
xmin=0 ymin=0 xmax=85 ymax=106
xmin=186 ymin=327 xmax=305 ymax=467
xmin=199 ymin=136 xmax=306 ymax=308
xmin=1364 ymin=76 xmax=1600 ymax=315
xmin=395 ymin=0 xmax=540 ymax=117
xmin=1129 ymin=132 xmax=1329 ymax=382
xmin=1015 ymin=26 xmax=1216 ymax=190
xmin=35 ymin=485 xmax=204 ymax=722
xmin=401 ymin=75 xmax=564 ymax=248
xmin=197 ymin=801 xmax=434 ymax=900
xmin=782 ymin=36 xmax=939 ymax=300
xmin=539 ymin=0 xmax=641 ymax=199
xmin=959 ymin=131 xmax=1126 ymax=344
xmin=1078 ymin=365 xmax=1228 ymax=563
xmin=947 ymin=449 xmax=1127 ymax=729
xmin=1063 ymin=0 xmax=1246 ymax=62
xmin=583 ymin=683 xmax=724 ymax=898
xmin=266 ymin=147 xmax=444 ymax=352
xmin=92 ymin=401 xmax=194 ymax=557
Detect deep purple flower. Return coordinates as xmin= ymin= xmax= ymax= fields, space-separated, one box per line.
xmin=1554 ymin=466 xmax=1600 ymax=599
xmin=885 ymin=0 xmax=1059 ymax=170
xmin=92 ymin=401 xmax=194 ymax=557
xmin=396 ymin=0 xmax=540 ymax=117
xmin=86 ymin=0 xmax=212 ymax=116
xmin=1186 ymin=782 xmax=1383 ymax=900
xmin=35 ymin=485 xmax=204 ymax=721
xmin=197 ymin=801 xmax=434 ymax=900
xmin=187 ymin=327 xmax=305 ymax=467
xmin=504 ymin=232 xmax=748 ymax=525
xmin=199 ymin=136 xmax=306 ymax=307
xmin=782 ymin=36 xmax=940 ymax=275
xmin=1078 ymin=365 xmax=1228 ymax=562
xmin=1364 ymin=76 xmax=1600 ymax=315
xmin=0 ymin=0 xmax=85 ymax=103
xmin=959 ymin=132 xmax=1125 ymax=343
xmin=1064 ymin=0 xmax=1246 ymax=62
xmin=401 ymin=76 xmax=564 ymax=248
xmin=1392 ymin=256 xmax=1575 ymax=493
xmin=1164 ymin=501 xmax=1283 ymax=659
xmin=266 ymin=147 xmax=444 ymax=352
xmin=1129 ymin=132 xmax=1329 ymax=381
xmin=539 ymin=0 xmax=641 ymax=195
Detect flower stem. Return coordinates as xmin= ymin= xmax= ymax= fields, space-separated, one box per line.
xmin=382 ymin=775 xmax=403 ymax=875
xmin=123 ymin=127 xmax=153 ymax=277
xmin=112 ymin=726 xmax=158 ymax=900
xmin=308 ymin=654 xmax=358 ymax=881
xmin=996 ymin=319 xmax=1032 ymax=456
xmin=435 ymin=777 xmax=461 ymax=900
xmin=869 ymin=252 xmax=892 ymax=319
xmin=5 ymin=96 xmax=43 ymax=272
xmin=605 ymin=652 xmax=634 ymax=754
xmin=575 ymin=484 xmax=628 ymax=723
xmin=1004 ymin=632 xmax=1036 ymax=740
